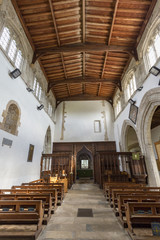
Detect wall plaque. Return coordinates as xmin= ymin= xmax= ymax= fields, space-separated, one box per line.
xmin=129 ymin=104 xmax=138 ymax=124
xmin=2 ymin=138 xmax=13 ymax=147
xmin=27 ymin=144 xmax=34 ymax=162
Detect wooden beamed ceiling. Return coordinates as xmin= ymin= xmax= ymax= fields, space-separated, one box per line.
xmin=11 ymin=0 xmax=157 ymax=103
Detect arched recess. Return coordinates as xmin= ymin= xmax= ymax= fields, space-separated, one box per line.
xmin=76 ymin=146 xmax=93 ymax=179
xmin=43 ymin=126 xmax=52 ymax=154
xmin=137 ymin=88 xmax=160 ymax=186
xmin=0 ymin=100 xmax=21 ymax=136
xmin=121 ymin=120 xmax=140 ymax=152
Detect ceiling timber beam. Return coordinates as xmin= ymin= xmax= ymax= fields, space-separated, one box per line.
xmin=47 ymin=76 xmax=121 ymax=92
xmin=56 ymin=94 xmax=110 ymax=103
xmin=48 ymin=0 xmax=70 ymax=96
xmin=32 ymin=43 xmax=137 ymax=63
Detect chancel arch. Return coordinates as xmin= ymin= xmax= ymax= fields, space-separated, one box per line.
xmin=0 ymin=100 xmax=21 ymax=136
xmin=137 ymin=88 xmax=160 ymax=186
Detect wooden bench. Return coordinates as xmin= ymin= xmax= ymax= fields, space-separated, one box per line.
xmin=109 ymin=187 xmax=160 ymax=206
xmin=103 ymin=182 xmax=145 ymax=198
xmin=0 ymin=193 xmax=52 ymax=225
xmin=125 ymin=202 xmax=160 ymax=240
xmin=0 ymin=189 xmax=58 ymax=213
xmin=104 ymin=183 xmax=145 ymax=200
xmin=117 ymin=194 xmax=160 ymax=227
xmin=12 ymin=185 xmax=63 ymax=205
xmin=0 ymin=200 xmax=43 ymax=240
xmin=21 ymin=183 xmax=64 ymax=201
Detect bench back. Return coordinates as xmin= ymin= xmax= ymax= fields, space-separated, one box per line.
xmin=0 ymin=189 xmax=57 ymax=208
xmin=0 ymin=200 xmax=43 ymax=227
xmin=118 ymin=194 xmax=160 ymax=218
xmin=126 ymin=202 xmax=160 ymax=233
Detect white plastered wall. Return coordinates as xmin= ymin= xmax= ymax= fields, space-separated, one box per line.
xmin=54 ymin=100 xmax=115 ymax=142
xmin=0 ymin=51 xmax=55 ymax=189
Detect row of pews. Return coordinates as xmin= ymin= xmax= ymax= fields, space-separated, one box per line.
xmin=0 ymin=180 xmax=66 ymax=240
xmin=104 ymin=182 xmax=160 ymax=240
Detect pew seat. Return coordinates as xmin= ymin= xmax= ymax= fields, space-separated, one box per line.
xmin=125 ymin=202 xmax=160 ymax=240
xmin=0 ymin=200 xmax=43 ymax=240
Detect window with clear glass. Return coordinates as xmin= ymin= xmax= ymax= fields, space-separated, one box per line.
xmin=35 ymin=82 xmax=39 ymax=97
xmin=124 ymin=74 xmax=136 ymax=102
xmin=154 ymin=33 xmax=160 ymax=58
xmin=81 ymin=160 xmax=89 ymax=169
xmin=8 ymin=40 xmax=17 ymax=61
xmin=15 ymin=50 xmax=22 ymax=68
xmin=0 ymin=27 xmax=10 ymax=51
xmin=33 ymin=78 xmax=37 ymax=91
xmin=148 ymin=45 xmax=156 ymax=67
xmin=38 ymin=87 xmax=42 ymax=100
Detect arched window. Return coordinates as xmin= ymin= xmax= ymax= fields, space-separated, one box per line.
xmin=0 ymin=25 xmax=23 ymax=69
xmin=144 ymin=27 xmax=160 ymax=69
xmin=0 ymin=101 xmax=21 ymax=136
xmin=114 ymin=92 xmax=122 ymax=117
xmin=0 ymin=27 xmax=11 ymax=51
xmin=48 ymin=102 xmax=52 ymax=117
xmin=33 ymin=77 xmax=42 ymax=101
xmin=124 ymin=72 xmax=136 ymax=102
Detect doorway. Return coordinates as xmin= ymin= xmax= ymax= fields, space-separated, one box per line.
xmin=76 ymin=146 xmax=93 ymax=179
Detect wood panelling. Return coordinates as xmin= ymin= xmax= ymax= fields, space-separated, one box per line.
xmin=11 ymin=0 xmax=157 ymax=103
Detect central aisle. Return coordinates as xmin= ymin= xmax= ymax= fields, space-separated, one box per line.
xmin=38 ymin=182 xmax=130 ymax=240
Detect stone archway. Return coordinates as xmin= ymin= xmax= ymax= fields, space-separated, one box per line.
xmin=121 ymin=120 xmax=140 ymax=152
xmin=43 ymin=126 xmax=52 ymax=154
xmin=76 ymin=146 xmax=93 ymax=179
xmin=137 ymin=88 xmax=160 ymax=186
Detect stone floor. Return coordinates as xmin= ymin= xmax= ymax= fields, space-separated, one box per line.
xmin=38 ymin=182 xmax=131 ymax=240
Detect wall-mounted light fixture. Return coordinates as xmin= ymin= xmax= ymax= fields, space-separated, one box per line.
xmin=9 ymin=68 xmax=21 ymax=79
xmin=137 ymin=86 xmax=143 ymax=91
xmin=128 ymin=98 xmax=136 ymax=105
xmin=26 ymin=87 xmax=33 ymax=92
xmin=149 ymin=66 xmax=160 ymax=76
xmin=37 ymin=104 xmax=44 ymax=111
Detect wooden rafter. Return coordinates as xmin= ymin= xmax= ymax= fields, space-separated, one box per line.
xmin=57 ymin=94 xmax=110 ymax=102
xmin=100 ymin=0 xmax=120 ymax=96
xmin=47 ymin=76 xmax=120 ymax=92
xmin=48 ymin=0 xmax=70 ymax=96
xmin=32 ymin=43 xmax=135 ymax=63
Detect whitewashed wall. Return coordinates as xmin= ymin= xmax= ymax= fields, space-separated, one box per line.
xmin=54 ymin=100 xmax=115 ymax=142
xmin=114 ymin=73 xmax=160 ymax=151
xmin=0 ymin=51 xmax=55 ymax=188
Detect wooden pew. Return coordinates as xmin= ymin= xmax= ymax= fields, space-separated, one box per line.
xmin=0 ymin=200 xmax=43 ymax=240
xmin=12 ymin=184 xmax=63 ymax=205
xmin=109 ymin=187 xmax=160 ymax=206
xmin=117 ymin=194 xmax=160 ymax=227
xmin=125 ymin=202 xmax=160 ymax=240
xmin=0 ymin=189 xmax=57 ymax=213
xmin=112 ymin=189 xmax=160 ymax=212
xmin=21 ymin=183 xmax=64 ymax=202
xmin=0 ymin=193 xmax=52 ymax=225
xmin=104 ymin=183 xmax=145 ymax=200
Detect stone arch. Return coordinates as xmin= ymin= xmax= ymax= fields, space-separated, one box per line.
xmin=137 ymin=88 xmax=160 ymax=186
xmin=121 ymin=120 xmax=139 ymax=152
xmin=76 ymin=146 xmax=94 ymax=179
xmin=0 ymin=100 xmax=21 ymax=136
xmin=43 ymin=126 xmax=52 ymax=154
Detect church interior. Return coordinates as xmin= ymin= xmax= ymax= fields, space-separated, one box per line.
xmin=0 ymin=0 xmax=160 ymax=239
